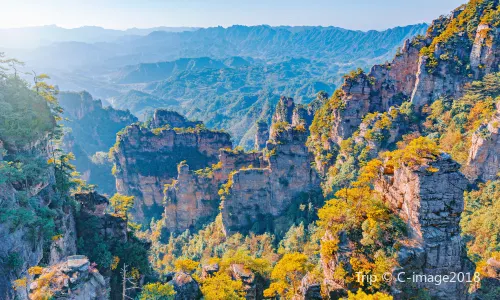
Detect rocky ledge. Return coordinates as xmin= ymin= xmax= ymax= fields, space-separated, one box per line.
xmin=29 ymin=255 xmax=107 ymax=300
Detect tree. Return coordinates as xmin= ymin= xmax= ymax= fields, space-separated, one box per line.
xmin=110 ymin=193 xmax=135 ymax=222
xmin=347 ymin=290 xmax=393 ymax=300
xmin=120 ymin=264 xmax=139 ymax=300
xmin=385 ymin=136 xmax=440 ymax=169
xmin=263 ymin=252 xmax=312 ymax=299
xmin=32 ymin=72 xmax=62 ymax=120
xmin=201 ymin=272 xmax=246 ymax=300
xmin=174 ymin=258 xmax=199 ymax=274
xmin=0 ymin=53 xmax=24 ymax=77
xmin=139 ymin=282 xmax=175 ymax=300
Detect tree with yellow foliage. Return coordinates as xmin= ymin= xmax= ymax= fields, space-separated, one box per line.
xmin=174 ymin=258 xmax=199 ymax=274
xmin=110 ymin=193 xmax=135 ymax=222
xmin=317 ymin=158 xmax=405 ymax=293
xmin=348 ymin=289 xmax=393 ymax=300
xmin=201 ymin=272 xmax=246 ymax=300
xmin=385 ymin=136 xmax=441 ymax=169
xmin=139 ymin=282 xmax=176 ymax=300
xmin=263 ymin=252 xmax=313 ymax=299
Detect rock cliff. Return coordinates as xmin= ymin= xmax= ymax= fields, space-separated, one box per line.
xmin=465 ymin=101 xmax=500 ymax=182
xmin=163 ymin=148 xmax=262 ymax=233
xmin=374 ymin=155 xmax=472 ymax=299
xmin=59 ymin=91 xmax=137 ymax=195
xmin=110 ymin=110 xmax=232 ymax=224
xmin=75 ymin=191 xmax=128 ymax=243
xmin=159 ymin=99 xmax=321 ymax=237
xmin=254 ymin=120 xmax=269 ymax=151
xmin=222 ymin=123 xmax=321 ymax=236
xmin=0 ymin=136 xmax=77 ymax=299
xmin=309 ymin=0 xmax=500 ymax=168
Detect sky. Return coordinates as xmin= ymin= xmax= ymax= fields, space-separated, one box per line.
xmin=1 ymin=0 xmax=467 ymax=31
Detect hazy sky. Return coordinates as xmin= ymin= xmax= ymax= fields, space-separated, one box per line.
xmin=1 ymin=0 xmax=467 ymax=31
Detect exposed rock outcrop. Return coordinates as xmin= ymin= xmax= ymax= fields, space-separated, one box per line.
xmin=465 ymin=101 xmax=500 ymax=182
xmin=470 ymin=23 xmax=500 ymax=80
xmin=75 ymin=191 xmax=128 ymax=243
xmin=293 ymin=273 xmax=322 ymax=300
xmin=411 ymin=5 xmax=500 ymax=109
xmin=254 ymin=120 xmax=269 ymax=151
xmin=222 ymin=124 xmax=321 ymax=236
xmin=28 ymin=255 xmax=107 ymax=300
xmin=170 ymin=272 xmax=202 ymax=300
xmin=59 ymin=91 xmax=137 ymax=195
xmin=0 ymin=136 xmax=77 ymax=299
xmin=163 ymin=162 xmax=220 ymax=233
xmin=58 ymin=91 xmax=102 ymax=121
xmin=273 ymin=96 xmax=295 ymax=125
xmin=310 ymin=1 xmax=500 ymax=173
xmin=163 ymin=148 xmax=263 ymax=233
xmin=374 ymin=155 xmax=472 ymax=299
xmin=110 ymin=110 xmax=231 ymax=224
xmin=49 ymin=209 xmax=77 ymax=265
xmin=229 ymin=264 xmax=266 ymax=300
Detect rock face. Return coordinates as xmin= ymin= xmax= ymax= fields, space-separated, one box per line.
xmin=28 ymin=255 xmax=107 ymax=300
xmin=340 ymin=39 xmax=422 ymax=144
xmin=310 ymin=2 xmax=500 ymax=167
xmin=163 ymin=162 xmax=220 ymax=233
xmin=75 ymin=191 xmax=128 ymax=243
xmin=110 ymin=110 xmax=232 ymax=224
xmin=58 ymin=91 xmax=102 ymax=121
xmin=49 ymin=208 xmax=77 ymax=265
xmin=161 ymin=99 xmax=321 ymax=237
xmin=222 ymin=124 xmax=320 ymax=236
xmin=163 ymin=148 xmax=262 ymax=233
xmin=470 ymin=23 xmax=500 ymax=80
xmin=411 ymin=6 xmax=500 ymax=109
xmin=59 ymin=91 xmax=137 ymax=195
xmin=229 ymin=264 xmax=266 ymax=300
xmin=0 ymin=136 xmax=78 ymax=300
xmin=254 ymin=120 xmax=269 ymax=151
xmin=273 ymin=94 xmax=324 ymax=133
xmin=374 ymin=155 xmax=471 ymax=299
xmin=170 ymin=272 xmax=202 ymax=300
xmin=465 ymin=101 xmax=500 ymax=182
xmin=273 ymin=96 xmax=295 ymax=125
xmin=293 ymin=273 xmax=322 ymax=300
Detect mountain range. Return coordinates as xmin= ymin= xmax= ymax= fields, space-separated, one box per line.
xmin=0 ymin=25 xmax=199 ymax=49
xmin=6 ymin=24 xmax=428 ymax=147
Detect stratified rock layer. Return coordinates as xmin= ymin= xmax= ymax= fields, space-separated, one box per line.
xmin=163 ymin=149 xmax=262 ymax=233
xmin=222 ymin=125 xmax=320 ymax=236
xmin=111 ymin=110 xmax=231 ymax=224
xmin=374 ymin=155 xmax=471 ymax=299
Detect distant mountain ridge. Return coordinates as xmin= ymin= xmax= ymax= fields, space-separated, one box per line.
xmin=0 ymin=25 xmax=199 ymax=49
xmin=116 ymin=57 xmax=238 ymax=84
xmin=12 ymin=23 xmax=428 ymax=71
